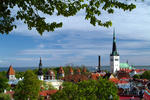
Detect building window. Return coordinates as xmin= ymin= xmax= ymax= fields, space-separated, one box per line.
xmin=111 ymin=59 xmax=113 ymax=61
xmin=115 ymin=59 xmax=118 ymax=61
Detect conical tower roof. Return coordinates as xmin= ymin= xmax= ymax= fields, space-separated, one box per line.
xmin=83 ymin=67 xmax=86 ymax=73
xmin=7 ymin=65 xmax=15 ymax=75
xmin=69 ymin=67 xmax=73 ymax=73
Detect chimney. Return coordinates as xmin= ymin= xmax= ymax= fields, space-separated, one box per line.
xmin=98 ymin=55 xmax=101 ymax=72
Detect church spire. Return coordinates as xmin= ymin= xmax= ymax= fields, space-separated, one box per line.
xmin=39 ymin=57 xmax=42 ymax=68
xmin=111 ymin=29 xmax=119 ymax=56
xmin=38 ymin=57 xmax=43 ymax=75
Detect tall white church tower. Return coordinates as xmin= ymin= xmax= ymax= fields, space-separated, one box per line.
xmin=110 ymin=30 xmax=120 ymax=73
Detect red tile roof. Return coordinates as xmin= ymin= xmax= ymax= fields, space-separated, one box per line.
xmin=135 ymin=69 xmax=145 ymax=73
xmin=6 ymin=91 xmax=15 ymax=98
xmin=116 ymin=71 xmax=130 ymax=79
xmin=109 ymin=78 xmax=119 ymax=84
xmin=144 ymin=89 xmax=150 ymax=100
xmin=47 ymin=70 xmax=55 ymax=77
xmin=69 ymin=67 xmax=73 ymax=73
xmin=120 ymin=96 xmax=140 ymax=100
xmin=82 ymin=67 xmax=86 ymax=73
xmin=90 ymin=73 xmax=101 ymax=80
xmin=58 ymin=67 xmax=64 ymax=74
xmin=120 ymin=69 xmax=146 ymax=73
xmin=7 ymin=65 xmax=15 ymax=75
xmin=39 ymin=90 xmax=58 ymax=96
xmin=120 ymin=77 xmax=130 ymax=80
xmin=5 ymin=90 xmax=58 ymax=99
xmin=77 ymin=68 xmax=81 ymax=73
xmin=118 ymin=80 xmax=129 ymax=84
xmin=62 ymin=74 xmax=88 ymax=83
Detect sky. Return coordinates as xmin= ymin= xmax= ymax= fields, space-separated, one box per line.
xmin=1 ymin=1 xmax=150 ymax=67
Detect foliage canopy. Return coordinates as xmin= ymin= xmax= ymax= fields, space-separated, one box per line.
xmin=0 ymin=75 xmax=9 ymax=93
xmin=140 ymin=71 xmax=150 ymax=80
xmin=0 ymin=93 xmax=11 ymax=100
xmin=14 ymin=70 xmax=41 ymax=100
xmin=0 ymin=0 xmax=136 ymax=35
xmin=133 ymin=71 xmax=150 ymax=80
xmin=51 ymin=78 xmax=119 ymax=100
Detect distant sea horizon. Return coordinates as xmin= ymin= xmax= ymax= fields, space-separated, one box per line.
xmin=0 ymin=66 xmax=150 ymax=72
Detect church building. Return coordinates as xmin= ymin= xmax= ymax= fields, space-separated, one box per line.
xmin=110 ymin=30 xmax=134 ymax=73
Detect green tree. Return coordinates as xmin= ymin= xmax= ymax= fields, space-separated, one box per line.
xmin=0 ymin=0 xmax=136 ymax=35
xmin=51 ymin=78 xmax=118 ymax=100
xmin=14 ymin=81 xmax=24 ymax=100
xmin=0 ymin=71 xmax=7 ymax=78
xmin=14 ymin=70 xmax=41 ymax=100
xmin=0 ymin=93 xmax=11 ymax=100
xmin=141 ymin=71 xmax=150 ymax=80
xmin=133 ymin=74 xmax=141 ymax=79
xmin=15 ymin=72 xmax=25 ymax=79
xmin=51 ymin=82 xmax=78 ymax=100
xmin=0 ymin=75 xmax=9 ymax=93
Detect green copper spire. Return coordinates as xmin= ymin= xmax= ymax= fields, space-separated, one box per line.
xmin=111 ymin=29 xmax=119 ymax=56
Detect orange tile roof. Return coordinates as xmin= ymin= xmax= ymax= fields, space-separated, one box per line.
xmin=58 ymin=67 xmax=64 ymax=74
xmin=77 ymin=68 xmax=81 ymax=73
xmin=69 ymin=67 xmax=73 ymax=73
xmin=120 ymin=77 xmax=130 ymax=80
xmin=109 ymin=78 xmax=119 ymax=84
xmin=7 ymin=65 xmax=15 ymax=75
xmin=90 ymin=74 xmax=99 ymax=80
xmin=6 ymin=91 xmax=15 ymax=98
xmin=62 ymin=74 xmax=88 ymax=83
xmin=82 ymin=67 xmax=86 ymax=73
xmin=39 ymin=90 xmax=58 ymax=96
xmin=120 ymin=96 xmax=140 ymax=100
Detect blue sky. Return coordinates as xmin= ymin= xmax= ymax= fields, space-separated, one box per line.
xmin=1 ymin=1 xmax=150 ymax=67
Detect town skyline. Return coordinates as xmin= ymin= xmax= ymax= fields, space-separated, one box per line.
xmin=0 ymin=1 xmax=150 ymax=67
